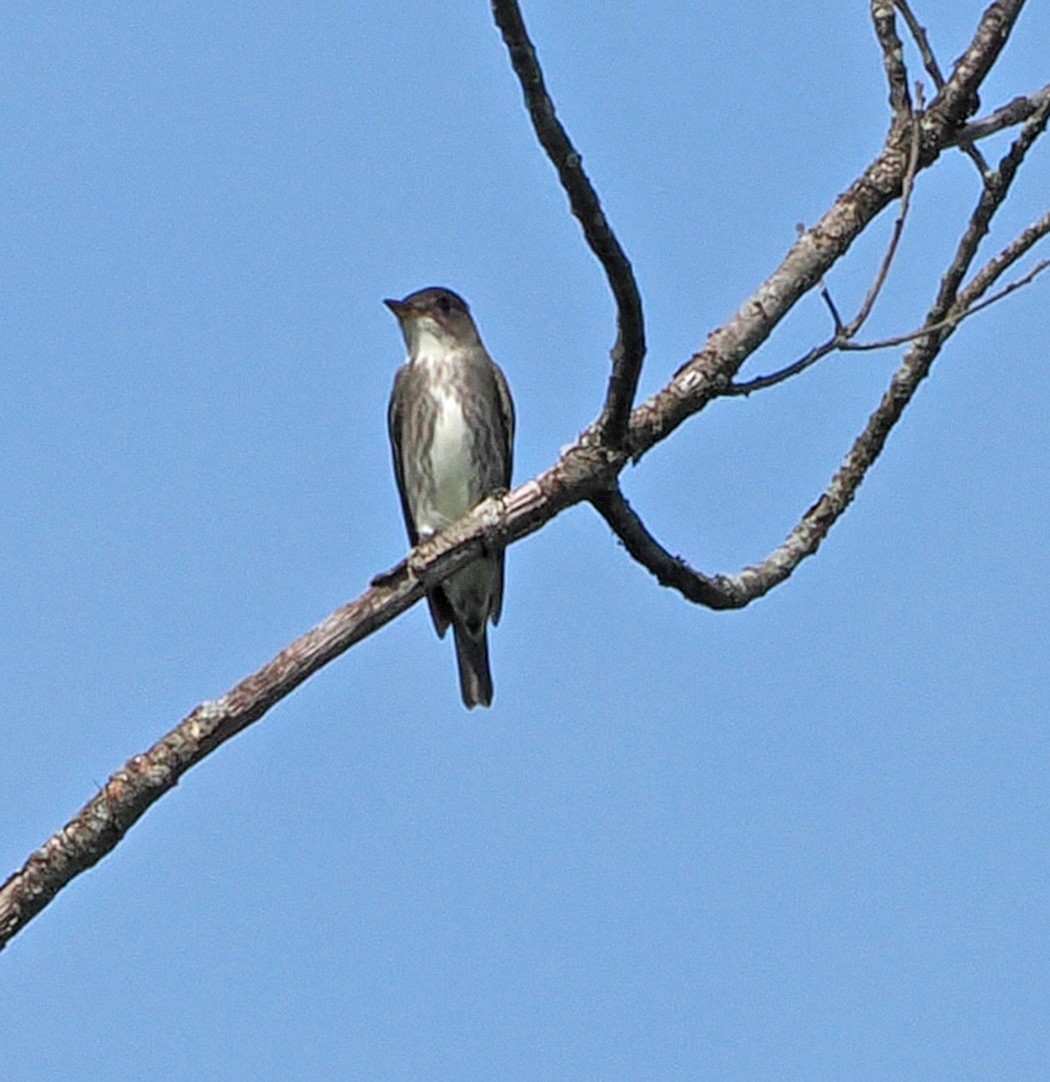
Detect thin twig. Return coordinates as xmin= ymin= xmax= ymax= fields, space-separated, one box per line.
xmin=847 ymin=89 xmax=923 ymax=332
xmin=819 ymin=283 xmax=846 ymax=333
xmin=491 ymin=0 xmax=645 ymax=449
xmin=726 ymin=108 xmax=923 ymax=397
xmin=842 ymin=258 xmax=1050 ymax=351
xmin=895 ymin=0 xmax=945 ymax=86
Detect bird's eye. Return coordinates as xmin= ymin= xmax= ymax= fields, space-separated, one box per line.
xmin=437 ymin=296 xmax=453 ymax=314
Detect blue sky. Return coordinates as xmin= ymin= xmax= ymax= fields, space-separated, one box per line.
xmin=2 ymin=2 xmax=1049 ymax=1078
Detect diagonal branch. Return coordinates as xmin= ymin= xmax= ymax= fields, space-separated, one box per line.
xmin=0 ymin=446 xmax=620 ymax=951
xmin=926 ymin=0 xmax=1026 ymax=131
xmin=961 ymin=210 xmax=1050 ymax=305
xmin=871 ymin=0 xmax=913 ymax=122
xmin=726 ymin=105 xmax=923 ymax=397
xmin=491 ymin=0 xmax=645 ymax=449
xmin=840 ymin=257 xmax=1050 ymax=352
xmin=948 ymin=84 xmax=1050 ymax=146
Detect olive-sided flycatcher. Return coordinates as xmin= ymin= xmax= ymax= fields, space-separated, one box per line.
xmin=385 ymin=287 xmax=515 ymax=709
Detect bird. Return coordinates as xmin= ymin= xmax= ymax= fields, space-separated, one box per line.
xmin=385 ymin=287 xmax=515 ymax=709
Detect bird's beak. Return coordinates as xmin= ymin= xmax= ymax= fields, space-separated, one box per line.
xmin=384 ymin=298 xmax=408 ymax=319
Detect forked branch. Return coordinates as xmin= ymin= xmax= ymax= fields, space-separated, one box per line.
xmin=598 ymin=91 xmax=1050 ymax=610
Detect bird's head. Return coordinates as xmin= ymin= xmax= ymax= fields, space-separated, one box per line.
xmin=384 ymin=287 xmax=480 ymax=352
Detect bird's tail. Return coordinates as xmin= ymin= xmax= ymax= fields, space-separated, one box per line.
xmin=453 ymin=624 xmax=493 ymax=709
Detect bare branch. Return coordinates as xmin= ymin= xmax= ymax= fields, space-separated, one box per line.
xmin=843 ymin=258 xmax=1050 ymax=352
xmin=0 ymin=447 xmax=620 ymax=951
xmin=491 ymin=0 xmax=645 ymax=449
xmin=2 ymin=0 xmax=1040 ymax=955
xmin=949 ymin=85 xmax=1050 ymax=146
xmin=819 ymin=282 xmax=846 ymax=333
xmin=726 ymin=108 xmax=1050 ymax=393
xmin=927 ymin=0 xmax=1027 ymax=131
xmin=962 ymin=210 xmax=1050 ymax=304
xmin=894 ymin=0 xmax=945 ymax=87
xmin=722 ymin=341 xmax=838 ymax=398
xmin=726 ymin=114 xmax=923 ymax=398
xmin=591 ymin=488 xmax=749 ymax=609
xmin=601 ymin=9 xmax=1045 ymax=615
xmin=871 ymin=0 xmax=912 ymax=121
xmin=600 ymin=265 xmax=1036 ymax=614
xmin=628 ymin=0 xmax=1026 ymax=462
xmin=844 ymin=97 xmax=923 ymax=333
xmin=894 ymin=0 xmax=991 ymax=173
xmin=933 ymin=84 xmax=1050 ymax=318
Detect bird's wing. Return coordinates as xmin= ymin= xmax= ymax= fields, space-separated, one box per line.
xmin=387 ymin=364 xmax=420 ymax=548
xmin=489 ymin=361 xmax=515 ymax=627
xmin=493 ymin=361 xmax=515 ymax=488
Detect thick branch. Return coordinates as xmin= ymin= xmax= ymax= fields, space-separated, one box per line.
xmin=0 ymin=444 xmax=620 ymax=950
xmin=894 ymin=0 xmax=991 ymax=173
xmin=491 ymin=0 xmax=645 ymax=449
xmin=926 ymin=0 xmax=1026 ymax=131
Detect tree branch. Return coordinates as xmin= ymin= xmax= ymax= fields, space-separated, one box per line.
xmin=599 ymin=70 xmax=1048 ymax=615
xmin=871 ymin=0 xmax=913 ymax=122
xmin=627 ymin=1 xmax=1026 ymax=462
xmin=926 ymin=0 xmax=1026 ymax=131
xmin=726 ymin=105 xmax=923 ymax=397
xmin=491 ymin=0 xmax=645 ymax=449
xmin=1 ymin=0 xmax=1041 ymax=955
xmin=893 ymin=0 xmax=991 ymax=174
xmin=0 ymin=446 xmax=619 ymax=951
xmin=948 ymin=85 xmax=1050 ymax=146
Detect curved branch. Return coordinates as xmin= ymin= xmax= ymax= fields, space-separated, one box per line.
xmin=601 ymin=83 xmax=1049 ymax=617
xmin=491 ymin=0 xmax=645 ymax=448
xmin=592 ymin=488 xmax=749 ymax=609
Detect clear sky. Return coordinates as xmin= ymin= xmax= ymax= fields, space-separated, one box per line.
xmin=3 ymin=3 xmax=1049 ymax=1078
